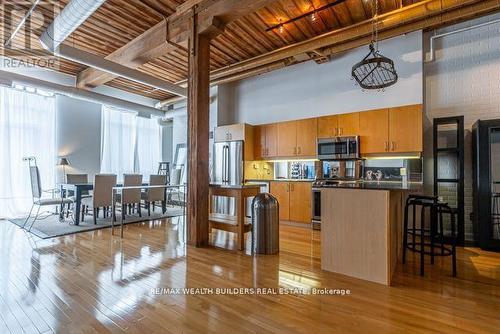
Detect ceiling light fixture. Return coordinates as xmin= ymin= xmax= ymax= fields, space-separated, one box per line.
xmin=266 ymin=0 xmax=346 ymax=32
xmin=351 ymin=0 xmax=398 ymax=90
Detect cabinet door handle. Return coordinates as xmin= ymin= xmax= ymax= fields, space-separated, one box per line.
xmin=385 ymin=141 xmax=389 ymax=151
xmin=297 ymin=147 xmax=301 ymax=154
xmin=339 ymin=128 xmax=343 ymax=136
xmin=293 ymin=147 xmax=297 ymax=155
xmin=286 ymin=183 xmax=289 ymax=192
xmin=391 ymin=141 xmax=395 ymax=151
xmin=291 ymin=183 xmax=294 ymax=191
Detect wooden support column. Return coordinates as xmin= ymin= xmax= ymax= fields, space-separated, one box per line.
xmin=187 ymin=10 xmax=210 ymax=247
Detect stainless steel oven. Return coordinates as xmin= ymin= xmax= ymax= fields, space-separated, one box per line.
xmin=317 ymin=136 xmax=360 ymax=160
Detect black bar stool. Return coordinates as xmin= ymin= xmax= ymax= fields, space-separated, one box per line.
xmin=403 ymin=194 xmax=457 ymax=277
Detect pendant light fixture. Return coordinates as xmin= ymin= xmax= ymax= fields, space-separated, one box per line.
xmin=351 ymin=0 xmax=398 ymax=90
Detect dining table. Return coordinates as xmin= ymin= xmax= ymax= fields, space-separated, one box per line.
xmin=59 ymin=182 xmax=185 ymax=225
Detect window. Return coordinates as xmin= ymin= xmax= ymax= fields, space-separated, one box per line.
xmin=0 ymin=87 xmax=56 ymax=218
xmin=100 ymin=106 xmax=163 ymax=179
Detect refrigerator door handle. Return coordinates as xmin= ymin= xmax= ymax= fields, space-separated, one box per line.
xmin=223 ymin=145 xmax=229 ymax=183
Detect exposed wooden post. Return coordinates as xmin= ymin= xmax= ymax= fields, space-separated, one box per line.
xmin=187 ymin=9 xmax=210 ymax=247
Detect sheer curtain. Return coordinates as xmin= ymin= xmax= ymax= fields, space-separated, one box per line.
xmin=100 ymin=106 xmax=137 ymax=178
xmin=0 ymin=87 xmax=56 ymax=219
xmin=100 ymin=106 xmax=163 ymax=179
xmin=136 ymin=116 xmax=162 ymax=176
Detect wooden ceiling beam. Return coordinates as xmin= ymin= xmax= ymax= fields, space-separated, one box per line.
xmin=76 ymin=0 xmax=279 ymax=90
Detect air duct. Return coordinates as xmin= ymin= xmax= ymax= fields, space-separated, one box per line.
xmin=40 ymin=0 xmax=107 ymax=51
xmin=0 ymin=69 xmax=188 ymax=119
xmin=39 ymin=0 xmax=187 ymax=97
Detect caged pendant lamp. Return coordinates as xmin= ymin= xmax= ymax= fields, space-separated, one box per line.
xmin=351 ymin=0 xmax=398 ymax=90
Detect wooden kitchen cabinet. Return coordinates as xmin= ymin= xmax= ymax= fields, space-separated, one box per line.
xmin=317 ymin=115 xmax=338 ymax=138
xmin=337 ymin=112 xmax=359 ymax=136
xmin=277 ymin=121 xmax=297 ymax=157
xmin=359 ymin=108 xmax=389 ymax=154
xmin=389 ymin=105 xmax=423 ymax=153
xmin=296 ymin=118 xmax=317 ymax=156
xmin=214 ymin=123 xmax=254 ymax=160
xmin=270 ymin=181 xmax=290 ymax=221
xmin=270 ymin=181 xmax=311 ymax=223
xmin=254 ymin=124 xmax=278 ymax=159
xmin=289 ymin=182 xmax=312 ymax=223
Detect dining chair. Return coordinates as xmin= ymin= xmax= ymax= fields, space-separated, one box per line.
xmin=116 ymin=174 xmax=143 ymax=220
xmin=23 ymin=166 xmax=73 ymax=231
xmin=83 ymin=174 xmax=117 ymax=224
xmin=141 ymin=175 xmax=167 ymax=216
xmin=167 ymin=167 xmax=184 ymax=206
xmin=65 ymin=174 xmax=91 ymax=220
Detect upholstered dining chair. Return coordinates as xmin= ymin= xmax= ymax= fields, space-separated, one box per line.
xmin=115 ymin=174 xmax=143 ymax=220
xmin=167 ymin=167 xmax=184 ymax=206
xmin=65 ymin=174 xmax=91 ymax=220
xmin=141 ymin=174 xmax=167 ymax=216
xmin=23 ymin=166 xmax=72 ymax=231
xmin=82 ymin=174 xmax=116 ymax=224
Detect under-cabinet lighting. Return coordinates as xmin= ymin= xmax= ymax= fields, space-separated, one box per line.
xmin=363 ymin=155 xmax=421 ymax=160
xmin=267 ymin=159 xmax=319 ymax=163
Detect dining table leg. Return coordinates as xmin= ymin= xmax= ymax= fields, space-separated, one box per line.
xmin=59 ymin=185 xmax=65 ymax=220
xmin=74 ymin=187 xmax=82 ymax=225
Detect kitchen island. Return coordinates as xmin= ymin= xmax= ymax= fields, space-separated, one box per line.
xmin=321 ymin=182 xmax=421 ymax=285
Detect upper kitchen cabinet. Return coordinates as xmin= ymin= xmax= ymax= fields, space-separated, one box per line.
xmin=359 ymin=108 xmax=390 ymax=154
xmin=254 ymin=124 xmax=278 ymax=159
xmin=389 ymin=105 xmax=423 ymax=153
xmin=318 ymin=113 xmax=359 ymax=138
xmin=337 ymin=112 xmax=360 ymax=136
xmin=359 ymin=105 xmax=423 ymax=154
xmin=296 ymin=118 xmax=317 ymax=156
xmin=278 ymin=119 xmax=317 ymax=157
xmin=318 ymin=115 xmax=338 ymax=138
xmin=214 ymin=123 xmax=254 ymax=161
xmin=278 ymin=121 xmax=298 ymax=157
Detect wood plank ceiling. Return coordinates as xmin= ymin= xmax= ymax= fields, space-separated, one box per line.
xmin=1 ymin=0 xmax=424 ymax=101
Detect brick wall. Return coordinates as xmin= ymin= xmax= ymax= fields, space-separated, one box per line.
xmin=423 ymin=13 xmax=500 ymax=241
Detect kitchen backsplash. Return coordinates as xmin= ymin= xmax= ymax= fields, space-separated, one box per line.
xmin=244 ymin=161 xmax=274 ymax=180
xmin=364 ymin=158 xmax=423 ymax=182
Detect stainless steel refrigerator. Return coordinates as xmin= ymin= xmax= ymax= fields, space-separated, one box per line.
xmin=211 ymin=141 xmax=244 ymax=216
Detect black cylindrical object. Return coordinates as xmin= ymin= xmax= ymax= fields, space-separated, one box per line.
xmin=251 ymin=193 xmax=279 ymax=255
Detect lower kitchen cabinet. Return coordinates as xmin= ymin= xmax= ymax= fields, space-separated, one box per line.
xmin=289 ymin=182 xmax=312 ymax=223
xmin=270 ymin=182 xmax=290 ymax=221
xmin=270 ymin=181 xmax=311 ymax=223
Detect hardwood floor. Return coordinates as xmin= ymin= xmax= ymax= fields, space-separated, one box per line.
xmin=0 ymin=218 xmax=499 ymax=333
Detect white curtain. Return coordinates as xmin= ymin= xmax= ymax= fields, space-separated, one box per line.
xmin=136 ymin=116 xmax=162 ymax=176
xmin=100 ymin=106 xmax=137 ymax=178
xmin=100 ymin=106 xmax=163 ymax=179
xmin=0 ymin=87 xmax=56 ymax=219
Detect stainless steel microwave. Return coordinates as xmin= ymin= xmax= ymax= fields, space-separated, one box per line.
xmin=317 ymin=136 xmax=360 ymax=160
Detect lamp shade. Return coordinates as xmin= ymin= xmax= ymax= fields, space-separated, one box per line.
xmin=57 ymin=157 xmax=70 ymax=166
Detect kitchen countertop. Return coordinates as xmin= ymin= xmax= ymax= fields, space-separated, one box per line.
xmin=209 ymin=183 xmax=267 ymax=189
xmin=245 ymin=178 xmax=314 ymax=183
xmin=320 ymin=181 xmax=423 ymax=192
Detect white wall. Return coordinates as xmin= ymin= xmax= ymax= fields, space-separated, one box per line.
xmin=423 ymin=12 xmax=500 ymax=242
xmin=224 ymin=31 xmax=423 ymax=124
